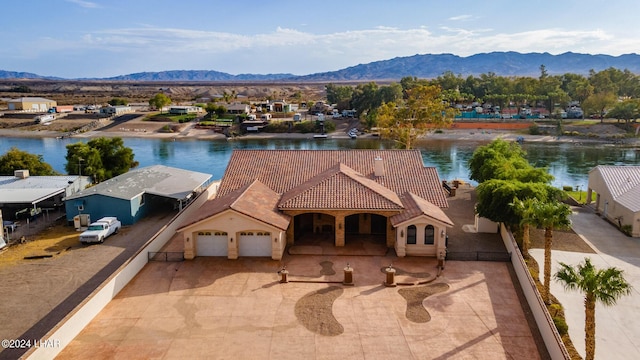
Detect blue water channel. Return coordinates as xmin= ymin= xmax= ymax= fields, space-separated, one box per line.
xmin=1 ymin=136 xmax=639 ymax=190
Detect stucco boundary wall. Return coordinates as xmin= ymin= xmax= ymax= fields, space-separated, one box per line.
xmin=499 ymin=223 xmax=570 ymax=360
xmin=24 ymin=181 xmax=220 ymax=360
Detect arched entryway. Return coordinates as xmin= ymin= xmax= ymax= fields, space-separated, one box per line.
xmin=344 ymin=213 xmax=387 ymax=245
xmin=293 ymin=212 xmax=336 ymax=243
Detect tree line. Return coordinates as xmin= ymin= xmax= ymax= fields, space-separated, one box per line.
xmin=326 ymin=66 xmax=640 ymax=125
xmin=0 ymin=137 xmax=137 ymax=182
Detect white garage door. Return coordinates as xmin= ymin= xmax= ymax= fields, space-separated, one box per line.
xmin=197 ymin=231 xmax=228 ymax=256
xmin=238 ymin=231 xmax=272 ymax=257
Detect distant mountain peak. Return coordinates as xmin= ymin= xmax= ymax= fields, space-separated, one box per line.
xmin=1 ymin=52 xmax=638 ymax=82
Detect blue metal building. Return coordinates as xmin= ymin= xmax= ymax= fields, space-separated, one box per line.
xmin=64 ymin=165 xmax=212 ymax=225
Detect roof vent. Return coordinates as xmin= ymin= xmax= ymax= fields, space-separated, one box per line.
xmin=14 ymin=170 xmax=29 ymax=179
xmin=374 ymin=157 xmax=385 ymax=177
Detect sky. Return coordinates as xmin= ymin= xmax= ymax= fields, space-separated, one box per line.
xmin=1 ymin=0 xmax=639 ymax=78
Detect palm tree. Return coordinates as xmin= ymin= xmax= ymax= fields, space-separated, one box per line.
xmin=533 ymin=201 xmax=572 ymax=304
xmin=510 ymin=197 xmax=539 ymax=259
xmin=555 ymin=258 xmax=632 ymax=360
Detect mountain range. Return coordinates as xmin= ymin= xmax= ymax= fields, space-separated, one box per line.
xmin=2 ymin=52 xmax=639 ymax=82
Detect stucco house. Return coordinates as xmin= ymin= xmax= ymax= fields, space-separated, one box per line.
xmin=178 ymin=150 xmax=453 ymax=260
xmin=587 ymin=165 xmax=640 ymax=237
xmin=64 ymin=165 xmax=213 ymax=225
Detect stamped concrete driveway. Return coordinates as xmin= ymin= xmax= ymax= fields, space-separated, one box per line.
xmin=57 ymin=254 xmax=541 ymax=359
xmin=531 ymin=206 xmax=640 ymax=360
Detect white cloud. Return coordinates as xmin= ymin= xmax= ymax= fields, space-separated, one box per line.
xmin=65 ymin=0 xmax=100 ymax=9
xmin=449 ymin=15 xmax=473 ymax=21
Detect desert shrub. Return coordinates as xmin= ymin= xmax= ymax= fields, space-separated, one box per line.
xmin=549 ymin=303 xmax=563 ymax=317
xmin=263 ymin=122 xmax=289 ymax=133
xmin=294 ymin=121 xmax=317 ymax=133
xmin=529 ymin=124 xmax=540 ymax=135
xmin=621 ymin=224 xmax=633 ymax=236
xmin=553 ymin=317 xmax=569 ymax=335
xmin=434 ymin=129 xmax=444 ymax=134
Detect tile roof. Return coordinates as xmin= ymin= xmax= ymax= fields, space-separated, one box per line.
xmin=591 ymin=165 xmax=640 ymax=212
xmin=179 ymin=180 xmax=291 ymax=230
xmin=391 ymin=192 xmax=454 ymax=226
xmin=218 ymin=150 xmax=448 ymax=208
xmin=278 ymin=163 xmax=404 ymax=210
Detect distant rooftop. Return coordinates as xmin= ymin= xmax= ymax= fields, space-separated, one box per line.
xmin=0 ymin=175 xmax=81 ymax=204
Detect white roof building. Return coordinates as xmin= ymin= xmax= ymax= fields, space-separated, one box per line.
xmin=587 ymin=165 xmax=640 ymax=237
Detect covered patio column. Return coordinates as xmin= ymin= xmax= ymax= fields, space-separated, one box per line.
xmin=335 ymin=214 xmax=345 ymax=246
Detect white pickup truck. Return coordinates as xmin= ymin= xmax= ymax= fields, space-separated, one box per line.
xmin=79 ymin=217 xmax=121 ymax=244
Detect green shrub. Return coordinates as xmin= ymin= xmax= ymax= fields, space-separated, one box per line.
xmin=263 ymin=122 xmax=290 ymax=133
xmin=294 ymin=121 xmax=318 ymax=133
xmin=621 ymin=224 xmax=633 ymax=236
xmin=434 ymin=129 xmax=444 ymax=134
xmin=549 ymin=303 xmax=563 ymax=317
xmin=562 ymin=185 xmax=574 ymax=192
xmin=529 ymin=124 xmax=540 ymax=135
xmin=553 ymin=316 xmax=569 ymax=335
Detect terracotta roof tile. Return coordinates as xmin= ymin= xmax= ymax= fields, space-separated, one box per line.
xmin=278 ymin=163 xmax=404 ymax=210
xmin=391 ymin=192 xmax=454 ymax=226
xmin=218 ymin=150 xmax=448 ymax=208
xmin=179 ymin=180 xmax=290 ymax=230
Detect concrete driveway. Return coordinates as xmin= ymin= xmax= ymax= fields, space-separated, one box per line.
xmin=530 ymin=206 xmax=640 ymax=360
xmin=56 ymin=254 xmax=542 ymax=360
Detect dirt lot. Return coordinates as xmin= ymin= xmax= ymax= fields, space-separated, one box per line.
xmin=0 ymin=209 xmax=177 ymax=360
xmin=0 ymin=221 xmax=81 ymax=268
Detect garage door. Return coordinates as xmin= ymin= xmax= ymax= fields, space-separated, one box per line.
xmin=238 ymin=231 xmax=272 ymax=257
xmin=197 ymin=231 xmax=228 ymax=256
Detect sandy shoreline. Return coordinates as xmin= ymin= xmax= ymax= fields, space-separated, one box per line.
xmin=0 ymin=127 xmax=636 ymax=145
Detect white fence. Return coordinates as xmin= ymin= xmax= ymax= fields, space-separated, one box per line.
xmin=500 ymin=223 xmax=570 ymax=360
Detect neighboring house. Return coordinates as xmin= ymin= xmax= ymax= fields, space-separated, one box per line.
xmin=272 ymin=100 xmax=292 ymax=113
xmin=169 ymin=106 xmax=202 ymax=115
xmin=0 ymin=170 xmax=90 ymax=221
xmin=99 ymin=105 xmax=133 ymax=117
xmin=587 ymin=165 xmax=640 ymax=237
xmin=309 ymin=101 xmax=333 ymax=115
xmin=7 ymin=97 xmax=57 ymax=112
xmin=226 ymin=103 xmax=251 ymax=115
xmin=64 ymin=165 xmax=213 ymax=225
xmin=178 ymin=150 xmax=453 ymax=260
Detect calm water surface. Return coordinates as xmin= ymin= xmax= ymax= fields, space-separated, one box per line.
xmin=1 ymin=136 xmax=639 ymax=189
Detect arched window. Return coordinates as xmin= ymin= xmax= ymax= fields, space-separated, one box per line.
xmin=407 ymin=225 xmax=417 ymax=244
xmin=424 ymin=225 xmax=435 ymax=245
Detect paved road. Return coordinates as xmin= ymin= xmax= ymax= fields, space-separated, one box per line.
xmin=530 ymin=206 xmax=640 ymax=360
xmin=0 ymin=210 xmax=176 ymax=360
